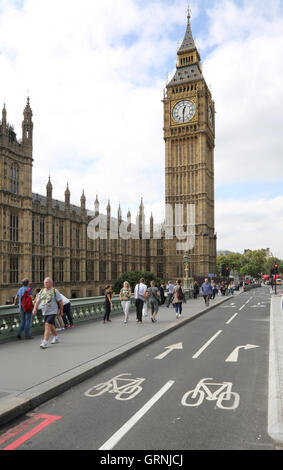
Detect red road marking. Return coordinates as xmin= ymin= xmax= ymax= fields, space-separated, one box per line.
xmin=0 ymin=413 xmax=62 ymax=450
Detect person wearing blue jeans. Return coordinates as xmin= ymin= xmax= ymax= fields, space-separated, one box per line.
xmin=14 ymin=278 xmax=33 ymax=339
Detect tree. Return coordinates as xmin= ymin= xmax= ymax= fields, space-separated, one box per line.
xmin=113 ymin=271 xmax=162 ymax=294
xmin=238 ymin=250 xmax=267 ymax=278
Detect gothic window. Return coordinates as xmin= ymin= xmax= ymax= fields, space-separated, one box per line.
xmin=111 ymin=262 xmax=117 ymax=280
xmin=70 ymin=224 xmax=72 ymax=249
xmin=32 ymin=218 xmax=35 ymax=244
xmin=10 ymin=165 xmax=19 ymax=194
xmin=75 ymin=226 xmax=80 ymax=250
xmin=40 ymin=218 xmax=45 ymax=245
xmin=58 ymin=259 xmax=64 ymax=282
xmin=86 ymin=260 xmax=94 ymax=281
xmin=10 ymin=213 xmax=19 ymax=242
xmin=9 ymin=255 xmax=19 ymax=284
xmin=59 ymin=222 xmax=64 ymax=247
xmin=39 ymin=258 xmax=45 ymax=283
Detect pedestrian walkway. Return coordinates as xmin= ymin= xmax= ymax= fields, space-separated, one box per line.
xmin=0 ymin=291 xmax=241 ymax=426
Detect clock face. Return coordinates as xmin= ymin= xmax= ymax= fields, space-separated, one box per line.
xmin=208 ymin=105 xmax=213 ymax=128
xmin=172 ymin=100 xmax=195 ymax=123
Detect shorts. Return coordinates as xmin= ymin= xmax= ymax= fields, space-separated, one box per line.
xmin=44 ymin=315 xmax=56 ymax=325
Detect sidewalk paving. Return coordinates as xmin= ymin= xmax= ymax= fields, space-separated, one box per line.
xmin=0 ymin=290 xmax=245 ymax=426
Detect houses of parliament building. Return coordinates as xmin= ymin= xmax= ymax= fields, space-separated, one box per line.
xmin=0 ymin=11 xmax=216 ymax=305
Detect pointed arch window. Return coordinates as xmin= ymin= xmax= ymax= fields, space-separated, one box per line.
xmin=10 ymin=165 xmax=19 ymax=194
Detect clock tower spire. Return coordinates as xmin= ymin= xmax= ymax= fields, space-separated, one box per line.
xmin=163 ymin=10 xmax=216 ymax=280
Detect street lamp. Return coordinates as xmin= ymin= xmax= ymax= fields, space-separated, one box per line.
xmin=183 ymin=251 xmax=190 ymax=290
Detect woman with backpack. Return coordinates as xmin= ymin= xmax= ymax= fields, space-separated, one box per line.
xmin=172 ymin=279 xmax=185 ymax=318
xmin=14 ymin=278 xmax=33 ymax=339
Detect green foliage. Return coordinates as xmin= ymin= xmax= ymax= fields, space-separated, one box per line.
xmin=217 ymin=249 xmax=282 ymax=278
xmin=113 ymin=271 xmax=162 ymax=294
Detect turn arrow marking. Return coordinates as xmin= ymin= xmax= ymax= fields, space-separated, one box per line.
xmin=225 ymin=344 xmax=259 ymax=363
xmin=154 ymin=343 xmax=183 ymax=360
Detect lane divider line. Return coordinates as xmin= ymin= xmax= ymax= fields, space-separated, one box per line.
xmin=226 ymin=313 xmax=238 ymax=324
xmin=99 ymin=380 xmax=175 ymax=450
xmin=192 ymin=330 xmax=223 ymax=359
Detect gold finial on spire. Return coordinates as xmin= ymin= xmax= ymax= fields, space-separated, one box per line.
xmin=187 ymin=4 xmax=191 ymax=19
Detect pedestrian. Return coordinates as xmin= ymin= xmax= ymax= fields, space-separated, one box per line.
xmin=166 ymin=280 xmax=175 ymax=307
xmin=33 ymin=277 xmax=64 ymax=349
xmin=172 ymin=279 xmax=185 ymax=318
xmin=120 ymin=281 xmax=131 ymax=324
xmin=146 ymin=280 xmax=160 ymax=323
xmin=211 ymin=280 xmax=218 ymax=299
xmin=60 ymin=293 xmax=74 ymax=328
xmin=14 ymin=278 xmax=33 ymax=340
xmin=201 ymin=278 xmax=213 ymax=307
xmin=103 ymin=285 xmax=113 ymax=323
xmin=193 ymin=281 xmax=199 ymax=299
xmin=159 ymin=282 xmax=166 ymax=305
xmin=231 ymin=282 xmax=235 ymax=295
xmin=134 ymin=278 xmax=147 ymax=324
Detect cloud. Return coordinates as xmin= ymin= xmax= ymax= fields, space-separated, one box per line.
xmin=216 ymin=196 xmax=283 ymax=258
xmin=201 ymin=0 xmax=283 ymax=185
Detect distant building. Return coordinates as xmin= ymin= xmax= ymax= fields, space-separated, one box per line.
xmin=244 ymin=248 xmax=273 ymax=259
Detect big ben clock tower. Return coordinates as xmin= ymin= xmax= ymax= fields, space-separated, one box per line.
xmin=163 ymin=9 xmax=217 ymax=280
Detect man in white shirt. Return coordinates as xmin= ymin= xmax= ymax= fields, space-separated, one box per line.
xmin=60 ymin=293 xmax=74 ymax=328
xmin=134 ymin=278 xmax=147 ymax=324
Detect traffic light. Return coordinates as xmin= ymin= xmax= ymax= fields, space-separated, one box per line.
xmin=274 ymin=264 xmax=279 ymax=274
xmin=221 ymin=265 xmax=230 ymax=277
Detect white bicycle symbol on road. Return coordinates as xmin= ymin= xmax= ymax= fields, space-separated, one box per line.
xmin=84 ymin=373 xmax=145 ymax=401
xmin=181 ymin=378 xmax=240 ymax=410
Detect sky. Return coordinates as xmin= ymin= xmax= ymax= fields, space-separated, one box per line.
xmin=0 ymin=0 xmax=282 ymax=258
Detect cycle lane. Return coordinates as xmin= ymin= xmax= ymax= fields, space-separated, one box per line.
xmin=0 ymin=288 xmax=274 ymax=450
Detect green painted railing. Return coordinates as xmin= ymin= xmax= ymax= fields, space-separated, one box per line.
xmin=0 ymin=290 xmax=193 ymax=342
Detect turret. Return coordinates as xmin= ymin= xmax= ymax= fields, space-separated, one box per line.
xmin=80 ymin=189 xmax=86 ymax=216
xmin=22 ymin=97 xmax=33 ymax=149
xmin=46 ymin=176 xmax=53 ymax=210
xmin=64 ymin=183 xmax=70 ymax=213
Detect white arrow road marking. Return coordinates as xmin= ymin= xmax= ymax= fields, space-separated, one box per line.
xmin=225 ymin=344 xmax=259 ymax=362
xmin=192 ymin=330 xmax=222 ymax=359
xmin=154 ymin=343 xmax=183 ymax=360
xmin=99 ymin=380 xmax=175 ymax=450
xmin=221 ymin=303 xmax=237 ymax=308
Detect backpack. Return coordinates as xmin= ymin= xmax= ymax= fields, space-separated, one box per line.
xmin=177 ymin=287 xmax=184 ymax=301
xmin=21 ymin=288 xmax=33 ymax=312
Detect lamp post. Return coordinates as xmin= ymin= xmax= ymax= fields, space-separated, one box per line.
xmin=183 ymin=251 xmax=190 ymax=290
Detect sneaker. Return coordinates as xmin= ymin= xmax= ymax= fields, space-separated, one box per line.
xmin=107 ymin=319 xmax=112 ymax=322
xmin=51 ymin=337 xmax=59 ymax=344
xmin=70 ymin=324 xmax=75 ymax=328
xmin=151 ymin=317 xmax=155 ymax=323
xmin=176 ymin=313 xmax=178 ymax=318
xmin=102 ymin=320 xmax=106 ymax=323
xmin=65 ymin=325 xmax=70 ymax=329
xmin=40 ymin=342 xmax=47 ymax=349
xmin=16 ymin=334 xmax=22 ymax=340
